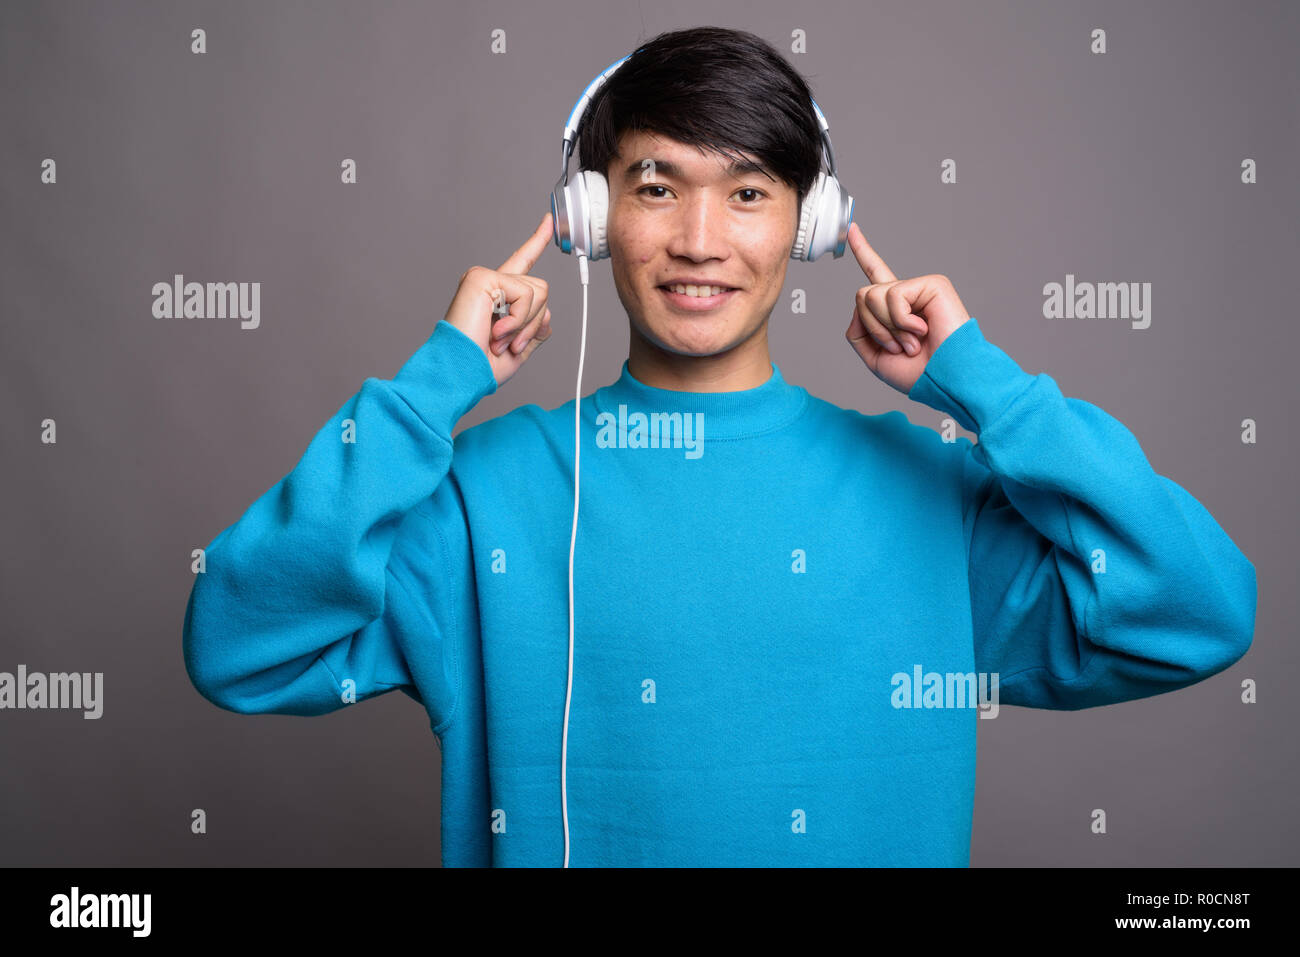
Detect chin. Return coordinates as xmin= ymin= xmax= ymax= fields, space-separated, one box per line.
xmin=643 ymin=322 xmax=744 ymax=359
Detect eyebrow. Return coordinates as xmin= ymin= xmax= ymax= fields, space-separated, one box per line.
xmin=621 ymin=157 xmax=775 ymax=183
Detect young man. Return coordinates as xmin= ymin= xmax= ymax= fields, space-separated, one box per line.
xmin=182 ymin=27 xmax=1256 ymax=867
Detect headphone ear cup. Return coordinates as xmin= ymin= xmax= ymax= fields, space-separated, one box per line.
xmin=578 ymin=169 xmax=610 ymax=260
xmin=791 ymin=170 xmax=854 ymax=261
xmin=550 ymin=176 xmax=575 ymax=255
xmin=790 ymin=171 xmax=824 ymax=262
xmin=550 ymin=170 xmax=610 ymax=259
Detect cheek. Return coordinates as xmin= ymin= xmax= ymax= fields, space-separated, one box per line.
xmin=610 ymin=217 xmax=652 ymax=266
xmin=744 ymin=240 xmax=789 ymax=293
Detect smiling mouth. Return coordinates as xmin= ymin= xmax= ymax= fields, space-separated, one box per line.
xmin=659 ymin=282 xmax=736 ymax=295
xmin=656 ymin=285 xmax=739 ymax=312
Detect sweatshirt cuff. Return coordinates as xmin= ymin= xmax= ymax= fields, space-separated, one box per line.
xmin=387 ymin=320 xmax=498 ymax=440
xmin=905 ymin=318 xmax=1034 ymax=435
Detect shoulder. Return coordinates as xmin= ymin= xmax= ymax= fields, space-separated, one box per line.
xmin=448 ymin=394 xmax=583 ymax=497
xmin=453 ymin=395 xmax=575 ymax=455
xmin=800 ymin=389 xmax=971 ymax=468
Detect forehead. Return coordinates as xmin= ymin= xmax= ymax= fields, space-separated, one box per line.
xmin=612 ymin=130 xmax=775 ymax=184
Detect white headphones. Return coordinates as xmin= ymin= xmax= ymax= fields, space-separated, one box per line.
xmin=549 ymin=54 xmax=855 ymax=262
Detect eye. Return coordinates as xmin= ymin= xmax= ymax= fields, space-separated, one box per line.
xmin=636 ymin=184 xmax=766 ymax=203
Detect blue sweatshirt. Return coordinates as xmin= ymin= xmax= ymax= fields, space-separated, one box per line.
xmin=182 ymin=316 xmax=1256 ymax=866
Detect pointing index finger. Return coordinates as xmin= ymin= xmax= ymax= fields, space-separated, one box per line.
xmin=498 ymin=212 xmax=554 ymax=275
xmin=847 ymin=222 xmax=897 ymax=285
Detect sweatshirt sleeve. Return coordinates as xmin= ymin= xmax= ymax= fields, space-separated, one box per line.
xmin=182 ymin=319 xmax=497 ymax=721
xmin=906 ymin=318 xmax=1257 ymax=710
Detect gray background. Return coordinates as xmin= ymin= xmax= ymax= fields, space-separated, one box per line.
xmin=1 ymin=0 xmax=1295 ymax=866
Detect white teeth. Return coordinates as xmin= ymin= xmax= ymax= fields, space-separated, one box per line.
xmin=668 ymin=284 xmax=727 ymax=297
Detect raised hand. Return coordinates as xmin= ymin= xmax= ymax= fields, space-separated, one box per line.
xmin=443 ymin=211 xmax=556 ymax=387
xmin=843 ymin=222 xmax=971 ymax=394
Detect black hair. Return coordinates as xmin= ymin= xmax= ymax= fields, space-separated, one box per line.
xmin=575 ymin=26 xmax=824 ymax=210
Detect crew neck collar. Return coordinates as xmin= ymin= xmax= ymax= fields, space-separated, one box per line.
xmin=594 ymin=360 xmax=808 ymax=440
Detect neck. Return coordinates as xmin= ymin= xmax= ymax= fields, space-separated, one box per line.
xmin=627 ymin=321 xmax=773 ymax=392
xmin=597 ymin=335 xmax=807 ymax=442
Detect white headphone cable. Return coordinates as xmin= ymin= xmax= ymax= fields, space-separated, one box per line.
xmin=562 ymin=251 xmax=589 ymax=867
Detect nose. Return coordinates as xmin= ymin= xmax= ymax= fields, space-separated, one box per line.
xmin=663 ymin=191 xmax=732 ymax=263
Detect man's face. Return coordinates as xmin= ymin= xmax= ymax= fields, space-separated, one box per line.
xmin=605 ymin=130 xmax=800 ymax=359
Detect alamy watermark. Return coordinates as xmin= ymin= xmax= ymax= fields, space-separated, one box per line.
xmin=595 ymin=405 xmax=704 ymax=459
xmin=1043 ymin=273 xmax=1150 ymax=330
xmin=0 ymin=665 xmax=103 ymax=719
xmin=49 ymin=887 xmax=150 ymax=937
xmin=891 ymin=664 xmax=999 ymax=719
xmin=152 ymin=274 xmax=260 ymax=330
